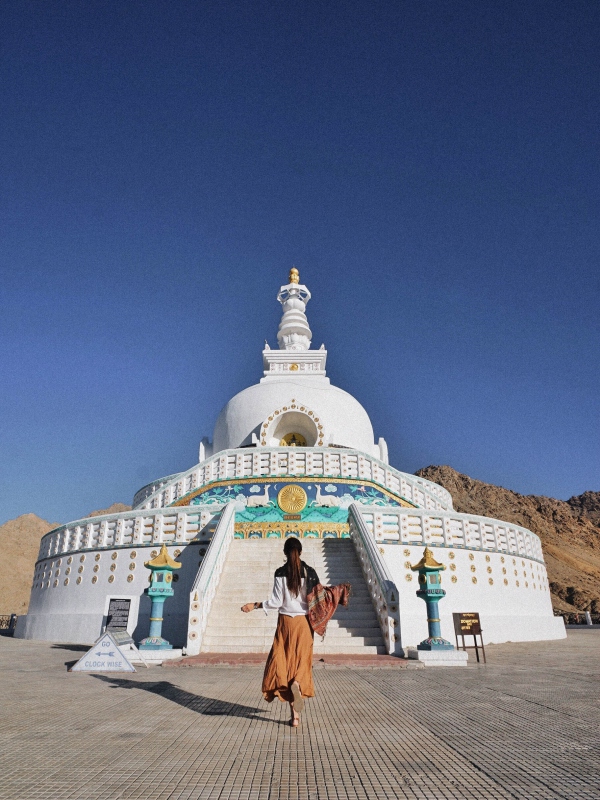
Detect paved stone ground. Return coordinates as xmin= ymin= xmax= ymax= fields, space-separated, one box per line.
xmin=1 ymin=631 xmax=599 ymax=800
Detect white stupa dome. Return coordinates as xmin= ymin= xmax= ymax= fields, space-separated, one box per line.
xmin=211 ymin=268 xmax=383 ymax=460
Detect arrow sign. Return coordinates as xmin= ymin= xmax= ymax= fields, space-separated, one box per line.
xmin=70 ymin=632 xmax=136 ymax=673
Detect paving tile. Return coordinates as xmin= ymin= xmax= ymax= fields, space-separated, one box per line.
xmin=0 ymin=633 xmax=598 ymax=799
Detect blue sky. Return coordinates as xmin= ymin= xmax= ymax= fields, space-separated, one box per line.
xmin=1 ymin=0 xmax=598 ymax=524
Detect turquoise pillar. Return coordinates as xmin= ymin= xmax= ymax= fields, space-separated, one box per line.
xmin=411 ymin=547 xmax=454 ymax=651
xmin=139 ymin=544 xmax=181 ymax=651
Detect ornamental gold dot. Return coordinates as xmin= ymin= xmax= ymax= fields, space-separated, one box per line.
xmin=78 ymin=566 xmax=84 ymax=574
xmin=448 ymin=552 xmax=455 ymax=559
xmin=488 ymin=578 xmax=493 ymax=585
xmin=405 ymin=574 xmax=412 ymax=581
xmin=53 ymin=580 xmax=58 ymax=587
xmin=451 ymin=575 xmax=457 ymax=583
xmin=487 ymin=566 xmax=492 ymax=574
xmin=92 ymin=576 xmax=98 ymax=584
xmin=485 ymin=555 xmax=490 ymax=562
xmin=80 ymin=555 xmax=86 ymax=562
xmin=516 ymin=580 xmax=520 ymax=587
xmin=469 ymin=553 xmax=474 ymax=561
xmin=449 ymin=563 xmax=456 ymax=571
xmin=76 ymin=577 xmax=82 ymax=585
xmin=67 ymin=556 xmax=73 ymax=565
xmin=127 ymin=574 xmax=134 ymax=583
xmin=111 ymin=552 xmax=118 ymax=560
xmin=472 ymin=576 xmax=477 ymax=584
xmin=470 ymin=565 xmax=476 ymax=572
xmin=502 ymin=567 xmax=506 ymax=574
xmin=110 ymin=564 xmax=116 ymax=572
xmin=500 ymin=556 xmax=505 ymax=563
xmin=93 ymin=565 xmax=99 ymax=573
xmin=403 ymin=549 xmax=411 ymax=557
xmin=404 ymin=561 xmax=411 ymax=569
xmin=504 ymin=578 xmax=508 ymax=585
xmin=129 ymin=563 xmax=136 ymax=571
xmin=130 ymin=551 xmax=137 ymax=558
xmin=64 ymin=578 xmax=69 ymax=586
xmin=108 ymin=575 xmax=115 ymax=583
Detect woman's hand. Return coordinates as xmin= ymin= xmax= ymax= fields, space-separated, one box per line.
xmin=241 ymin=603 xmax=256 ymax=613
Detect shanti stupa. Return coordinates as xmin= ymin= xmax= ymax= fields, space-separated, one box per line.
xmin=16 ymin=270 xmax=565 ymax=653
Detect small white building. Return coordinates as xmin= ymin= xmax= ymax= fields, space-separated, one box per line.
xmin=16 ymin=269 xmax=565 ymax=653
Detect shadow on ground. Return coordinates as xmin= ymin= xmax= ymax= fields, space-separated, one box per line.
xmin=92 ymin=675 xmax=281 ymax=722
xmin=52 ymin=644 xmax=91 ymax=652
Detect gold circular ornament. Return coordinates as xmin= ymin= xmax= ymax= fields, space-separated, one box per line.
xmin=80 ymin=555 xmax=86 ymax=563
xmin=95 ymin=554 xmax=101 ymax=562
xmin=111 ymin=552 xmax=118 ymax=560
xmin=127 ymin=574 xmax=134 ymax=583
xmin=488 ymin=578 xmax=493 ymax=585
xmin=93 ymin=565 xmax=99 ymax=573
xmin=129 ymin=563 xmax=136 ymax=571
xmin=76 ymin=577 xmax=82 ymax=585
xmin=404 ymin=561 xmax=411 ymax=569
xmin=277 ymin=484 xmax=308 ymax=513
xmin=405 ymin=574 xmax=412 ymax=581
xmin=448 ymin=552 xmax=455 ymax=559
xmin=504 ymin=578 xmax=508 ymax=586
xmin=470 ymin=565 xmax=476 ymax=572
xmin=92 ymin=576 xmax=98 ymax=584
xmin=404 ymin=549 xmax=411 ymax=557
xmin=451 ymin=575 xmax=458 ymax=583
xmin=449 ymin=563 xmax=456 ymax=571
xmin=78 ymin=566 xmax=84 ymax=574
xmin=472 ymin=576 xmax=477 ymax=584
xmin=110 ymin=563 xmax=116 ymax=572
xmin=289 ymin=363 xmax=299 ymax=371
xmin=165 ymin=573 xmax=172 ymax=583
xmin=485 ymin=555 xmax=490 ymax=562
xmin=130 ymin=551 xmax=137 ymax=559
xmin=279 ymin=432 xmax=307 ymax=447
xmin=108 ymin=575 xmax=115 ymax=583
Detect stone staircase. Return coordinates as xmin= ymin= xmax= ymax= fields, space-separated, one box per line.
xmin=200 ymin=538 xmax=387 ymax=654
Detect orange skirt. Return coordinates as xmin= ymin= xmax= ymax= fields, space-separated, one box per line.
xmin=262 ymin=614 xmax=315 ymax=703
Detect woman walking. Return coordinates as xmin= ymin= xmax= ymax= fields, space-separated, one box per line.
xmin=242 ymin=536 xmax=319 ymax=727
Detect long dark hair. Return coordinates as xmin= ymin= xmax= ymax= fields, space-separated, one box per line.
xmin=283 ymin=537 xmax=303 ymax=597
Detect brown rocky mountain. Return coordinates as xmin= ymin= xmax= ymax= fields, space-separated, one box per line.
xmin=415 ymin=465 xmax=600 ymax=614
xmin=0 ymin=504 xmax=131 ymax=615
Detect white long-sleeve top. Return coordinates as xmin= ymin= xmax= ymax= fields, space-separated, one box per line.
xmin=263 ymin=575 xmax=309 ymax=617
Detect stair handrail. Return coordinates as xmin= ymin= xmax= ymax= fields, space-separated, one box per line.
xmin=348 ymin=503 xmax=403 ymax=656
xmin=186 ymin=501 xmax=236 ymax=656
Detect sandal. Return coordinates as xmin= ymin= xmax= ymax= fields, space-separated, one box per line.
xmin=291 ymin=681 xmax=304 ymax=714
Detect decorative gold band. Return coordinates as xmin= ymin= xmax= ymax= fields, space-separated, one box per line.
xmin=427 ymin=618 xmax=440 ymax=622
xmin=149 ymin=617 xmax=163 ymax=621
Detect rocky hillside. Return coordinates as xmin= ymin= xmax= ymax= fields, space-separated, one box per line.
xmin=0 ymin=504 xmax=131 ymax=615
xmin=416 ymin=465 xmax=600 ymax=614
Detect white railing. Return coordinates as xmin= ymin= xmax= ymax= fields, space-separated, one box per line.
xmin=132 ymin=473 xmax=182 ymax=508
xmin=36 ymin=506 xmax=220 ymax=562
xmin=348 ymin=504 xmax=403 ymax=656
xmin=356 ymin=507 xmax=544 ymax=562
xmin=186 ymin=502 xmax=236 ymax=656
xmin=135 ymin=448 xmax=454 ymax=512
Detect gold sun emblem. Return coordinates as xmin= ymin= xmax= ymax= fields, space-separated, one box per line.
xmin=278 ymin=484 xmax=308 ymax=514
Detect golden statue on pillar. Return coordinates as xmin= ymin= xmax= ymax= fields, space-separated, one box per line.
xmin=289 ymin=267 xmax=299 ymax=284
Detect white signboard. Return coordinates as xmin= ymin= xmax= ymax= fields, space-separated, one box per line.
xmin=70 ymin=632 xmax=136 ymax=672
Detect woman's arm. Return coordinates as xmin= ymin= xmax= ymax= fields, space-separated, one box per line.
xmin=241 ymin=601 xmax=262 ymax=613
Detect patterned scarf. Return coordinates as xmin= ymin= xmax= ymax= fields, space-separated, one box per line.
xmin=307 ymin=583 xmax=352 ymax=639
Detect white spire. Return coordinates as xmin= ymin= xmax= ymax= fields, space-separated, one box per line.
xmin=276 ymin=267 xmax=312 ymax=351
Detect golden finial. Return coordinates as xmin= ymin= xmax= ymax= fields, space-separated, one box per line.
xmin=289 ymin=267 xmax=299 ymax=284
xmin=410 ymin=547 xmax=445 ymax=572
